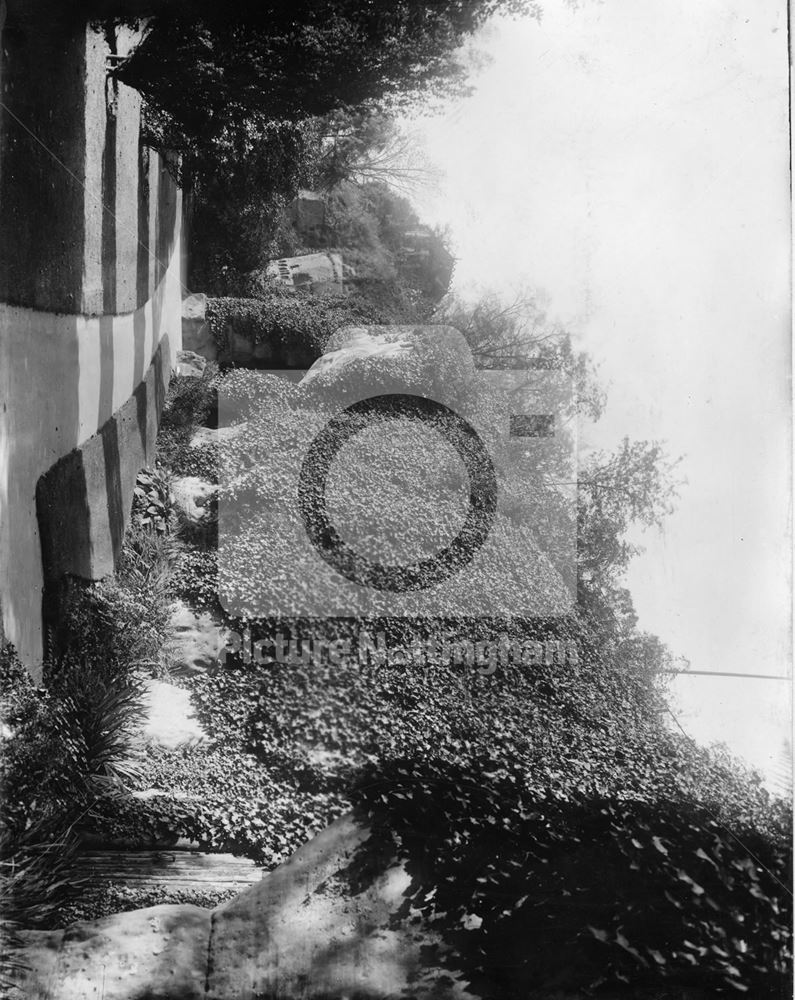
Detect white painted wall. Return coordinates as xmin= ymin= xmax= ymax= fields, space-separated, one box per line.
xmin=0 ymin=221 xmax=183 ymax=674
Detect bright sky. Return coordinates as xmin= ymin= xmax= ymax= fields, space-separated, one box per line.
xmin=410 ymin=0 xmax=792 ymax=790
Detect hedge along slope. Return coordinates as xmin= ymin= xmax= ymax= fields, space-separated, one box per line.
xmin=205 ymin=288 xmax=385 ymax=364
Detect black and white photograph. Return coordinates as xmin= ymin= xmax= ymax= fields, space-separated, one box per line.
xmin=0 ymin=1 xmax=791 ymax=997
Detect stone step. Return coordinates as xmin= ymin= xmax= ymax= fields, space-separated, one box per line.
xmin=68 ymin=848 xmax=263 ymax=891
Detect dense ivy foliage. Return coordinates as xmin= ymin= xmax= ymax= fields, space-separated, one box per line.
xmin=170 ymin=546 xmax=219 ymax=612
xmin=156 ymin=363 xmax=222 ymax=483
xmin=354 ymin=761 xmax=791 ymax=997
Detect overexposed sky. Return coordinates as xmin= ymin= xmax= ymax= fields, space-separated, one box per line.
xmin=410 ymin=0 xmax=791 ymax=787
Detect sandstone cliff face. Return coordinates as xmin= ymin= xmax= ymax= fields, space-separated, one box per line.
xmin=9 ymin=904 xmax=212 ymax=1000
xmin=8 ymin=814 xmax=473 ymax=1000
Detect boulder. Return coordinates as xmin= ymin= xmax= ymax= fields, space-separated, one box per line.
xmin=10 ymin=815 xmax=473 ymax=1000
xmin=166 ymin=599 xmax=230 ymax=676
xmin=300 ymin=325 xmax=476 ymax=410
xmin=7 ymin=814 xmax=719 ymax=1000
xmin=182 ymin=293 xmax=207 ymax=321
xmin=207 ymin=812 xmax=471 ymax=1000
xmin=175 ymin=349 xmax=207 ymax=378
xmin=12 ymin=905 xmax=212 ymax=1000
xmin=171 ymin=475 xmax=217 ymax=526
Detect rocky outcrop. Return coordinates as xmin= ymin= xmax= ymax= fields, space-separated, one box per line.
xmin=12 ymin=904 xmax=212 ymax=1000
xmin=9 ymin=814 xmax=473 ymax=1000
xmin=299 ymin=324 xmax=476 ymax=408
xmin=176 ymin=349 xmax=208 ymax=379
xmin=206 ymin=813 xmax=467 ymax=1000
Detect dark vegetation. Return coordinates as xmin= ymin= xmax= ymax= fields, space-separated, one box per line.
xmin=112 ymin=0 xmax=538 ymax=180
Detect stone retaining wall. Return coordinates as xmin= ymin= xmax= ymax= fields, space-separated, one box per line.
xmin=0 ymin=12 xmax=184 ymax=675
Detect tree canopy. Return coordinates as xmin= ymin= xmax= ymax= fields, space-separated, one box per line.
xmin=114 ymin=0 xmax=539 ymax=171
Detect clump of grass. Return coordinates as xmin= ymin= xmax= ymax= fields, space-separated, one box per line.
xmin=56 ymin=525 xmax=177 ymax=678
xmin=0 ymin=644 xmax=131 ymax=940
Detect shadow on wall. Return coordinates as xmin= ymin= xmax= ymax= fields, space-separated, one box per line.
xmin=36 ymin=335 xmax=170 ymax=646
xmin=0 ymin=4 xmax=88 ymax=313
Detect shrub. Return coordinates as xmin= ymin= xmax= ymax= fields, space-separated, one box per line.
xmin=140 ymin=113 xmax=321 ymax=292
xmin=0 ymin=825 xmax=79 ymax=990
xmin=1 ymin=521 xmax=176 ymax=930
xmin=0 ymin=642 xmax=146 ymax=931
xmin=0 ymin=648 xmax=82 ymax=935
